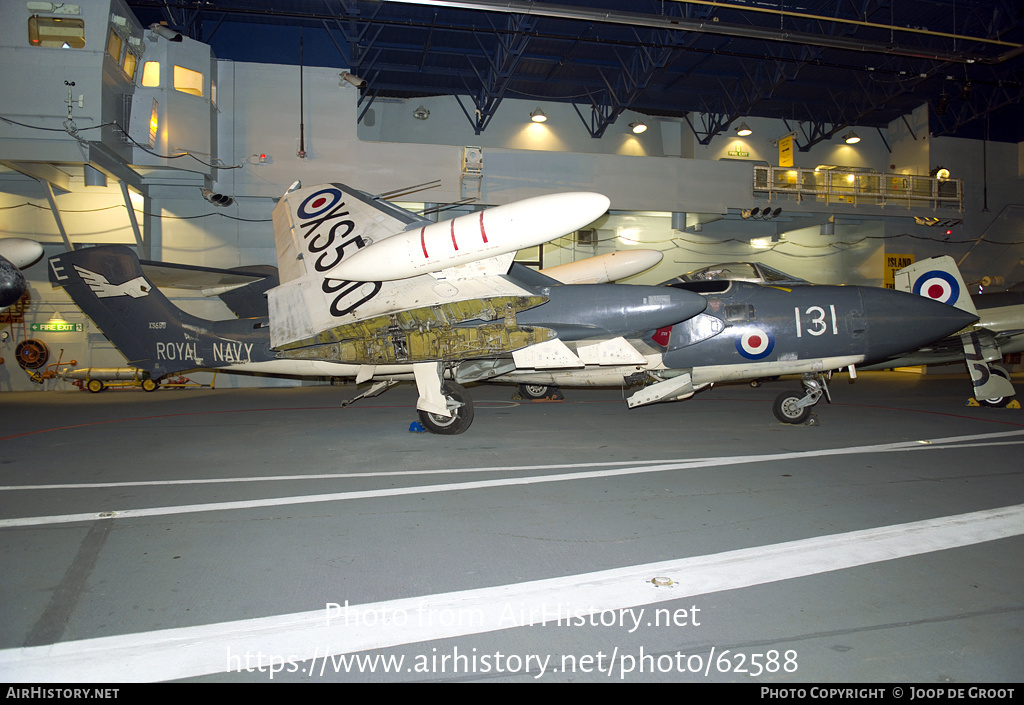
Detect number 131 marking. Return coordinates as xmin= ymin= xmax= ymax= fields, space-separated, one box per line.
xmin=795 ymin=305 xmax=838 ymax=337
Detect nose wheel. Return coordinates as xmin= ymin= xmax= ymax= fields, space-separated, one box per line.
xmin=773 ymin=373 xmax=830 ymax=425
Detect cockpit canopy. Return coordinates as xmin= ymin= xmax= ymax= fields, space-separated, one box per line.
xmin=660 ymin=262 xmax=808 ymax=286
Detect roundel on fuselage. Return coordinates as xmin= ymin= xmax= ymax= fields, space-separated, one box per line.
xmin=735 ymin=325 xmax=775 ymax=359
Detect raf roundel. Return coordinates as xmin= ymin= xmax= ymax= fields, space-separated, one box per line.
xmin=297 ymin=187 xmax=343 ymax=220
xmin=912 ymin=270 xmax=960 ymax=305
xmin=735 ymin=326 xmax=775 ymax=359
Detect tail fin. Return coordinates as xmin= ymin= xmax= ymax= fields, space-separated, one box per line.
xmin=272 ymin=181 xmax=425 ymax=284
xmin=893 ymin=256 xmax=978 ymax=316
xmin=48 ymin=245 xmax=271 ymax=378
xmin=895 ymin=256 xmax=1015 ymax=402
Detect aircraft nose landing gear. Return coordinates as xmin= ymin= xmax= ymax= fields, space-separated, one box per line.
xmin=773 ymin=372 xmax=831 ymax=425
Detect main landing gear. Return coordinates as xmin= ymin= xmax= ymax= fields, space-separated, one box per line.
xmin=417 ymin=382 xmax=475 ymax=435
xmin=516 ymin=383 xmax=564 ymax=401
xmin=773 ymin=373 xmax=830 ymax=425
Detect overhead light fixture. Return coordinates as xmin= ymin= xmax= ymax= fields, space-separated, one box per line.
xmin=931 ymin=166 xmax=951 ymax=180
xmin=413 ymin=105 xmax=430 ymax=120
xmin=629 ymin=121 xmax=647 ymax=134
xmin=843 ymin=130 xmax=861 ymax=144
xmin=530 ymin=108 xmax=547 ymax=123
xmin=735 ymin=122 xmax=752 ymax=137
xmin=200 ymin=188 xmax=234 ymax=207
xmin=340 ymin=71 xmax=367 ymax=89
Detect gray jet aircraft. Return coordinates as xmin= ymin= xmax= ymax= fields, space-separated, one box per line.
xmin=48 ymin=195 xmax=975 ymax=431
xmin=497 ymin=261 xmax=978 ymax=424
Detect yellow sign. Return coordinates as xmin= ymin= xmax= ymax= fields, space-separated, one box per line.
xmin=778 ymin=134 xmax=793 ymax=167
xmin=884 ymin=253 xmax=914 ymax=289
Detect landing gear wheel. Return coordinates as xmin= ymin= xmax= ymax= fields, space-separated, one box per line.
xmin=15 ymin=339 xmax=49 ymax=370
xmin=87 ymin=379 xmax=105 ymax=393
xmin=141 ymin=379 xmax=159 ymax=392
xmin=417 ymin=382 xmax=475 ymax=435
xmin=980 ymin=396 xmax=1011 ymax=408
xmin=773 ymin=390 xmax=812 ymax=424
xmin=518 ymin=383 xmax=554 ymax=400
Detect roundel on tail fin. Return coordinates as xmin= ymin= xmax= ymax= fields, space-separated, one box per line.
xmin=912 ymin=270 xmax=960 ymax=305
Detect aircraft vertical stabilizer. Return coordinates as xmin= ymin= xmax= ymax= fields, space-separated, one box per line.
xmin=894 ymin=256 xmax=977 ymax=316
xmin=896 ymin=256 xmax=1016 ymax=405
xmin=49 ymin=246 xmax=273 ymax=378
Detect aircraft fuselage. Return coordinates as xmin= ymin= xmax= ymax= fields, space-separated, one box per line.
xmin=660 ymin=280 xmax=978 ymax=370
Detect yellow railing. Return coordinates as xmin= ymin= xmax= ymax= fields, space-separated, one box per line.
xmin=752 ymin=166 xmax=962 ymax=210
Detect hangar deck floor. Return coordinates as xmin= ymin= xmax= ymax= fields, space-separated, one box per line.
xmin=0 ymin=371 xmax=1022 ymax=684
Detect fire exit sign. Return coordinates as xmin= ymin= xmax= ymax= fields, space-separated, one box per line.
xmin=30 ymin=323 xmax=83 ymax=332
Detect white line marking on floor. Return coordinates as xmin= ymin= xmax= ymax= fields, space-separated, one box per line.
xmin=4 ymin=429 xmax=1022 ymax=493
xmin=1 ymin=503 xmax=1021 ymax=682
xmin=2 ymin=430 xmax=1023 ymax=528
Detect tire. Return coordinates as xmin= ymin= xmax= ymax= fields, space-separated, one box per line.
xmin=980 ymin=396 xmax=1011 ymax=408
xmin=518 ymin=383 xmax=554 ymax=400
xmin=417 ymin=382 xmax=475 ymax=435
xmin=773 ymin=390 xmax=811 ymax=424
xmin=87 ymin=379 xmax=105 ymax=393
xmin=142 ymin=379 xmax=159 ymax=392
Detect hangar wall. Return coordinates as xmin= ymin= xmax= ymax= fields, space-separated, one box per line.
xmin=2 ymin=50 xmax=1023 ymax=391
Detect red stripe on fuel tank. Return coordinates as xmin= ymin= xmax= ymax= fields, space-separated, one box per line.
xmin=420 ymin=227 xmax=428 ymax=258
xmin=451 ymin=220 xmax=458 ymax=251
xmin=479 ymin=211 xmax=488 ymax=243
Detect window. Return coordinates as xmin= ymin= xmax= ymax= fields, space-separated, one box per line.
xmin=147 ymin=100 xmax=159 ymax=147
xmin=106 ymin=28 xmax=123 ymax=62
xmin=28 ymin=16 xmax=86 ymax=48
xmin=173 ymin=66 xmax=204 ymax=97
xmin=141 ymin=61 xmax=160 ymax=87
xmin=122 ymin=51 xmax=139 ymax=81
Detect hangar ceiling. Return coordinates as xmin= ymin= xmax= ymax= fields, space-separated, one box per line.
xmin=127 ymin=1 xmax=1024 ymax=145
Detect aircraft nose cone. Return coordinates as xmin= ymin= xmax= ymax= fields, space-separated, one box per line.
xmin=0 ymin=259 xmax=27 ymax=308
xmin=859 ymin=286 xmax=978 ymax=363
xmin=0 ymin=238 xmax=44 ymax=269
xmin=658 ymin=285 xmax=708 ymax=328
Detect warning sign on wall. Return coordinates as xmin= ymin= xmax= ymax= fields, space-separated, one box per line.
xmin=884 ymin=253 xmax=915 ymax=289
